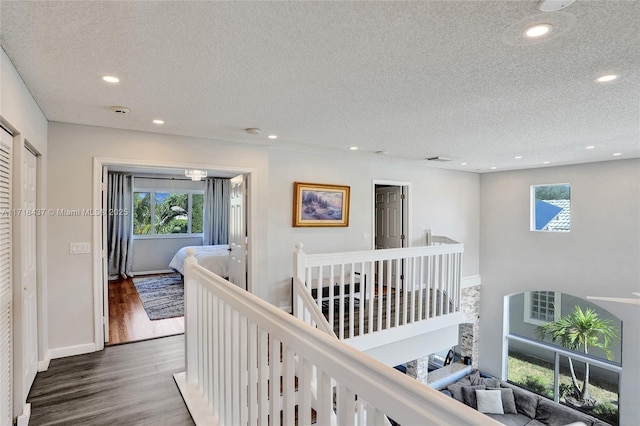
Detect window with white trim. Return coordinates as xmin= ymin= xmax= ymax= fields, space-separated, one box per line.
xmin=524 ymin=291 xmax=560 ymax=325
xmin=530 ymin=183 xmax=570 ymax=232
xmin=133 ymin=190 xmax=203 ymax=236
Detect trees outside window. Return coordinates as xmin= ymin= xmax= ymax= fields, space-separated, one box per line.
xmin=537 ymin=305 xmax=619 ymax=407
xmin=133 ymin=191 xmax=203 ymax=236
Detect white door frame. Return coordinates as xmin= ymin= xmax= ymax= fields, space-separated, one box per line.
xmin=92 ymin=157 xmax=258 ymax=351
xmin=20 ymin=145 xmax=38 ymax=401
xmin=372 ymin=179 xmax=411 ymax=250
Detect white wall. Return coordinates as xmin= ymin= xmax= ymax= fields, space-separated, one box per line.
xmin=46 ymin=122 xmax=270 ymax=350
xmin=1 ymin=48 xmax=48 ymax=418
xmin=132 ymin=237 xmax=202 ymax=273
xmin=479 ymin=159 xmax=640 ymax=425
xmin=267 ymin=149 xmax=480 ymax=308
xmin=46 ymin=123 xmax=482 ymax=354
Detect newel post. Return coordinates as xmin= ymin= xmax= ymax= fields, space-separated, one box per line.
xmin=292 ymin=243 xmax=306 ymax=318
xmin=184 ymin=248 xmax=198 ymax=384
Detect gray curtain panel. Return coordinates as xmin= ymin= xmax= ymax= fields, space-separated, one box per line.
xmin=203 ymin=178 xmax=230 ymax=245
xmin=107 ymin=173 xmax=133 ymax=279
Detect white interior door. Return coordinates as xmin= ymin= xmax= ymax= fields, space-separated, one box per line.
xmin=228 ymin=174 xmax=246 ymax=290
xmin=375 ymin=185 xmax=406 ymax=289
xmin=21 ymin=146 xmax=38 ymax=400
xmin=375 ymin=186 xmax=404 ymax=249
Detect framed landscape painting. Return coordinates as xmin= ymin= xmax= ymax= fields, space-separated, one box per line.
xmin=293 ymin=182 xmax=350 ymax=227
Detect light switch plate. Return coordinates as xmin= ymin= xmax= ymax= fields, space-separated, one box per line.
xmin=70 ymin=242 xmax=91 ymax=254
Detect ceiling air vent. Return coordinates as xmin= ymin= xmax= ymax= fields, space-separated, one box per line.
xmin=426 ymin=156 xmax=452 ymax=162
xmin=110 ymin=106 xmax=130 ymax=114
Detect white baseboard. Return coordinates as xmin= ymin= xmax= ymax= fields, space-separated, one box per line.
xmin=279 ymin=305 xmax=292 ymax=314
xmin=16 ymin=403 xmax=30 ymax=426
xmin=48 ymin=342 xmax=97 ymax=360
xmin=133 ymin=269 xmax=175 ymax=276
xmin=38 ymin=351 xmax=52 ymax=371
xmin=174 ymin=372 xmax=218 ymax=425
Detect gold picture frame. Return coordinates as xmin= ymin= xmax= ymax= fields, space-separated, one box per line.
xmin=293 ymin=182 xmax=350 ymax=227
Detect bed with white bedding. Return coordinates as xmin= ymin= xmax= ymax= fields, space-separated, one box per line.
xmin=169 ymin=244 xmax=230 ymax=277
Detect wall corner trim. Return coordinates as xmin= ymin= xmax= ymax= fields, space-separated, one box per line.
xmin=461 ymin=275 xmax=481 ymax=289
xmin=37 ymin=351 xmax=52 ymax=372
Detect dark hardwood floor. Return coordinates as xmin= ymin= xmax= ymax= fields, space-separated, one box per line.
xmin=325 ymin=288 xmax=453 ymax=338
xmin=108 ymin=276 xmax=184 ymax=345
xmin=27 ymin=335 xmax=194 ymax=426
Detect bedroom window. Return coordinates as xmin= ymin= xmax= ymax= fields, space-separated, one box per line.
xmin=530 ymin=183 xmax=570 ymax=232
xmin=133 ymin=191 xmax=203 ymax=236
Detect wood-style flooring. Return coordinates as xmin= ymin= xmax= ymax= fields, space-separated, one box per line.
xmin=27 ymin=335 xmax=194 ymax=426
xmin=108 ymin=276 xmax=184 ymax=345
xmin=324 ymin=289 xmax=453 ymax=339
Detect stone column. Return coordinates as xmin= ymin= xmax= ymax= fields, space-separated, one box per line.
xmin=460 ymin=284 xmax=481 ymax=369
xmin=406 ymin=356 xmax=430 ymax=384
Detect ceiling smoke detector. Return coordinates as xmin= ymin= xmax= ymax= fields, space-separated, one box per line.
xmin=426 ymin=156 xmax=452 ymax=162
xmin=538 ymin=0 xmax=576 ymax=12
xmin=109 ymin=106 xmax=130 ymax=114
xmin=245 ymin=128 xmax=260 ymax=135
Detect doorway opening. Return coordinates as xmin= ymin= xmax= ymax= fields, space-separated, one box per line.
xmin=373 ymin=181 xmax=410 ymax=250
xmin=93 ymin=159 xmax=256 ymax=349
xmin=373 ymin=180 xmax=410 ymax=291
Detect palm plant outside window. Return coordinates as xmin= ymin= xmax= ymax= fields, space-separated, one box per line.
xmin=134 ymin=191 xmax=203 ymax=235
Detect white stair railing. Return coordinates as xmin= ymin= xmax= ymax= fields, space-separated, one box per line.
xmin=175 ymin=249 xmax=497 ymax=426
xmin=293 ymin=276 xmax=336 ymax=337
xmin=293 ymin=241 xmax=463 ymax=341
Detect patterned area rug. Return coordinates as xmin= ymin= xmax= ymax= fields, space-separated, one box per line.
xmin=133 ymin=274 xmax=184 ymax=320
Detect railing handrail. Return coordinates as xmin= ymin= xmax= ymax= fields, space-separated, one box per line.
xmin=431 ymin=235 xmax=460 ymax=245
xmin=184 ymin=255 xmax=496 ymax=425
xmin=507 ymin=334 xmax=622 ymax=372
xmin=302 ymin=243 xmax=464 ymax=267
xmin=293 ymin=276 xmax=336 ymax=337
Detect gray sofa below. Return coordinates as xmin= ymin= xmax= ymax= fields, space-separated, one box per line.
xmin=442 ymin=371 xmax=611 ymax=426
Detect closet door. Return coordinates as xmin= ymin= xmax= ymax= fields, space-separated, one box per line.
xmin=0 ymin=127 xmax=13 ymax=425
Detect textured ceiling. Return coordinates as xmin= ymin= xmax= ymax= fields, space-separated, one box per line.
xmin=1 ymin=0 xmax=638 ymax=172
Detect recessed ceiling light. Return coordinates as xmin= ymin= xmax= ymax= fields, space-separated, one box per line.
xmin=267 ymin=135 xmax=278 ymax=140
xmin=490 ymin=166 xmax=497 ymax=170
xmin=152 ymin=119 xmax=164 ymax=125
xmin=613 ymin=152 xmax=622 ymax=156
xmin=514 ymin=156 xmax=523 ymax=159
xmin=543 ymin=161 xmax=550 ymax=164
xmin=102 ymin=75 xmax=120 ymax=83
xmin=585 ymin=145 xmax=595 ymax=150
xmin=460 ymin=162 xmax=468 ymax=166
xmin=524 ymin=24 xmax=552 ymax=38
xmin=595 ymin=74 xmax=618 ymax=83
xmin=350 ymin=146 xmax=358 ymax=151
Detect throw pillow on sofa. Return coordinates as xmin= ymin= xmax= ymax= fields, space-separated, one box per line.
xmin=499 ymin=382 xmax=539 ymax=418
xmin=475 ymin=389 xmax=504 ymax=414
xmin=470 ymin=375 xmax=501 ymax=388
xmin=486 ymin=387 xmax=517 ymax=414
xmin=461 ymin=385 xmax=487 ymax=409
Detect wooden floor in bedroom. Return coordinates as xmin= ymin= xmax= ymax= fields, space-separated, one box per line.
xmin=27 ymin=335 xmax=194 ymax=426
xmin=108 ymin=276 xmax=184 ymax=345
